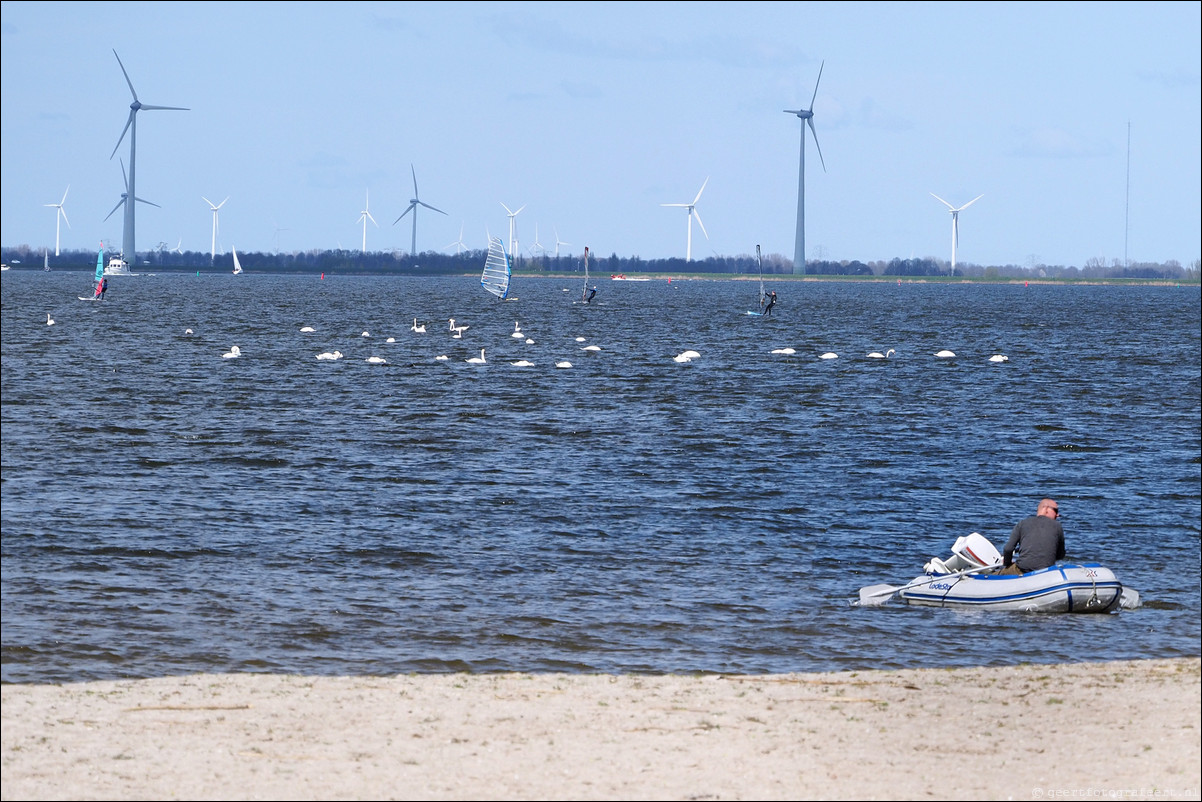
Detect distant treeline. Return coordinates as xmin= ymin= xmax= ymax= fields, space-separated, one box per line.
xmin=3 ymin=245 xmax=1198 ymax=282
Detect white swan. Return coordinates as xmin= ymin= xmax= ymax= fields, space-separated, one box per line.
xmin=867 ymin=348 xmax=895 ymax=359
xmin=222 ymin=345 xmax=241 ymax=359
xmin=989 ymin=354 xmax=1009 ymax=363
xmin=771 ymin=347 xmax=796 ymax=355
xmin=819 ymin=352 xmax=838 ymax=360
xmin=449 ymin=318 xmax=469 ymax=336
xmin=434 ymin=355 xmax=449 ymax=361
xmin=300 ymin=326 xmax=315 ymax=332
xmin=386 ymin=337 xmax=396 ymax=343
xmin=511 ymin=321 xmax=524 ymax=338
xmin=935 ymin=350 xmax=956 ymax=358
xmin=466 ymin=348 xmax=486 ymax=364
xmin=581 ymin=344 xmax=601 ymax=352
xmin=46 ymin=313 xmax=55 ymax=326
xmin=185 ymin=328 xmax=193 ymax=335
xmin=412 ymin=318 xmax=426 ymax=333
xmin=315 ymin=350 xmax=343 ymax=361
xmin=361 ymin=330 xmax=371 ymax=338
xmin=555 ymin=360 xmax=573 ymax=368
xmin=525 ymin=338 xmax=535 ymax=345
xmin=510 ymin=359 xmax=535 ymax=367
xmin=575 ymin=336 xmax=587 ymax=342
xmin=366 ymin=356 xmax=387 ymax=364
xmin=674 ymin=350 xmax=701 ymax=363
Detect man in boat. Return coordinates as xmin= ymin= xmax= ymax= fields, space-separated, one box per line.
xmin=586 ymin=285 xmax=597 ymax=304
xmin=763 ymin=291 xmax=777 ymax=316
xmin=999 ymin=498 xmax=1065 ymax=574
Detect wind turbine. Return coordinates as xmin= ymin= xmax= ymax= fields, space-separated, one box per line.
xmin=392 ymin=164 xmax=447 ymax=256
xmin=554 ymin=227 xmax=570 ymax=258
xmin=44 ymin=185 xmax=70 ymax=256
xmin=930 ymin=193 xmax=983 ymax=274
xmin=109 ymin=49 xmax=187 ymax=269
xmin=661 ymin=177 xmax=709 ymax=261
xmin=357 ymin=189 xmax=378 ymax=253
xmin=104 ymin=159 xmax=160 ymax=227
xmin=446 ymin=222 xmax=468 ymax=254
xmin=528 ymin=223 xmax=546 ymax=256
xmin=501 ymin=202 xmax=525 ymax=258
xmin=784 ymin=60 xmax=826 ymax=275
xmin=202 ymin=196 xmax=229 ymax=264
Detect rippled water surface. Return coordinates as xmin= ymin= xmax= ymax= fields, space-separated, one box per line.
xmin=2 ymin=271 xmax=1199 ymax=683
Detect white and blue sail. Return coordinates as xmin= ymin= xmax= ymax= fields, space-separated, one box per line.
xmin=481 ymin=235 xmax=511 ymax=300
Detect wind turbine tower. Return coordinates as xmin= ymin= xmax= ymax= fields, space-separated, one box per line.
xmin=661 ymin=177 xmax=709 ymax=261
xmin=393 ymin=164 xmax=447 ymax=256
xmin=930 ymin=193 xmax=983 ymax=274
xmin=109 ymin=50 xmax=187 ymax=269
xmin=357 ymin=190 xmax=378 ymax=253
xmin=784 ymin=60 xmax=826 ymax=275
xmin=45 ymin=185 xmax=70 ymax=256
xmin=203 ymin=196 xmax=229 ymax=265
xmin=501 ymin=202 xmax=525 ymax=259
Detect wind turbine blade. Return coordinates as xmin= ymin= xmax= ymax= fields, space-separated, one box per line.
xmin=419 ymin=201 xmax=447 ymax=215
xmin=61 ymin=186 xmax=70 ymax=204
xmin=120 ymin=159 xmax=128 ymax=191
xmin=783 ymin=108 xmax=802 ymax=116
xmin=693 ymin=176 xmax=709 ymax=205
xmin=694 ymin=210 xmax=709 ymax=240
xmin=960 ymin=194 xmax=984 ymax=211
xmin=61 ymin=208 xmax=71 ymax=229
xmin=218 ymin=197 xmax=229 ymax=209
xmin=661 ymin=203 xmax=687 ymax=208
xmin=411 ymin=164 xmax=419 ymax=194
xmin=930 ymin=193 xmax=954 ymax=210
xmin=809 ymin=60 xmax=824 ymax=109
xmin=202 ymin=196 xmax=214 ymax=207
xmin=138 ymin=103 xmax=190 ymax=111
xmin=367 ymin=211 xmax=378 ymax=227
xmin=110 ymin=112 xmax=134 ymax=159
xmin=104 ymin=199 xmax=125 ymax=222
xmin=514 ymin=205 xmax=526 ymax=216
xmin=807 ymin=118 xmax=827 ymax=172
xmin=134 ymin=196 xmax=161 ymax=209
xmin=393 ymin=204 xmax=415 ymax=225
xmin=113 ymin=50 xmax=136 ymax=100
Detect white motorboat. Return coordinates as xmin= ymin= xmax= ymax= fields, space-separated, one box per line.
xmin=858 ymin=532 xmax=1139 ymax=613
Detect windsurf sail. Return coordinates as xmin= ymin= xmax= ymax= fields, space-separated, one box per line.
xmin=94 ymin=246 xmax=105 ymax=284
xmin=232 ymin=247 xmax=243 ymax=274
xmin=756 ymin=244 xmax=766 ymax=310
xmin=481 ymin=235 xmax=511 ymax=299
xmin=581 ymin=246 xmax=590 ymax=303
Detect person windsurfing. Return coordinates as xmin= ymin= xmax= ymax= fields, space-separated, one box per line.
xmin=586 ymin=285 xmax=597 ymax=304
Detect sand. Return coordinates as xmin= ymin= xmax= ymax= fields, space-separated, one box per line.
xmin=2 ymin=657 xmax=1198 ymax=801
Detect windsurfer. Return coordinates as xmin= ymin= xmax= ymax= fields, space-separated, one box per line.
xmin=763 ymin=291 xmax=777 ymax=316
xmin=586 ymin=285 xmax=597 ymax=304
xmin=99 ymin=277 xmax=109 ymax=300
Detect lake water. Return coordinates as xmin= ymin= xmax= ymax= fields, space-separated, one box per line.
xmin=2 ymin=270 xmax=1199 ymax=684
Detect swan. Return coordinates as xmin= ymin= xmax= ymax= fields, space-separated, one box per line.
xmin=46 ymin=313 xmax=54 ymax=326
xmin=185 ymin=328 xmax=193 ymax=335
xmin=511 ymin=359 xmax=535 ymax=367
xmin=867 ymin=349 xmax=895 ymax=359
xmin=819 ymin=352 xmax=838 ymax=359
xmin=582 ymin=344 xmax=601 ymax=352
xmin=222 ymin=345 xmax=241 ymax=359
xmin=935 ymin=350 xmax=956 ymax=358
xmin=674 ymin=350 xmax=700 ymax=363
xmin=555 ymin=360 xmax=573 ymax=368
xmin=466 ymin=348 xmax=486 ymax=364
xmin=989 ymin=354 xmax=1009 ymax=363
xmin=366 ymin=356 xmax=387 ymax=364
xmin=511 ymin=321 xmax=524 ymax=338
xmin=525 ymin=338 xmax=535 ymax=345
xmin=315 ymin=350 xmax=343 ymax=361
xmin=412 ymin=318 xmax=426 ymax=333
xmin=575 ymin=336 xmax=587 ymax=342
xmin=300 ymin=326 xmax=315 ymax=332
xmin=386 ymin=337 xmax=396 ymax=343
xmin=361 ymin=330 xmax=371 ymax=338
xmin=449 ymin=318 xmax=469 ymax=335
xmin=771 ymin=347 xmax=796 ymax=355
xmin=434 ymin=355 xmax=449 ymax=361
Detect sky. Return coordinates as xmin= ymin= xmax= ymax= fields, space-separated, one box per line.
xmin=2 ymin=1 xmax=1199 ymax=269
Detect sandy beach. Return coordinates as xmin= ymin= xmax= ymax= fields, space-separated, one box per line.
xmin=2 ymin=657 xmax=1198 ymax=801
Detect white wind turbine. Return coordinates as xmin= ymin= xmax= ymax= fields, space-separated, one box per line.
xmin=784 ymin=60 xmax=826 ymax=275
xmin=357 ymin=189 xmax=378 ymax=253
xmin=661 ymin=177 xmax=709 ymax=261
xmin=109 ymin=49 xmax=187 ymax=269
xmin=202 ymin=196 xmax=229 ymax=264
xmin=104 ymin=158 xmax=160 ymax=229
xmin=528 ymin=223 xmax=546 ymax=256
xmin=930 ymin=193 xmax=983 ymax=274
xmin=554 ymin=227 xmax=570 ymax=258
xmin=446 ymin=222 xmax=468 ymax=254
xmin=45 ymin=185 xmax=70 ymax=256
xmin=501 ymin=202 xmax=525 ymax=258
xmin=392 ymin=164 xmax=446 ymax=256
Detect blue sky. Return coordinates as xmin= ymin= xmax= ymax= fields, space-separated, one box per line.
xmin=2 ymin=1 xmax=1199 ymax=268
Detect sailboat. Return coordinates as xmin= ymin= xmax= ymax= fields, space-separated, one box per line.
xmin=43 ymin=250 xmax=51 ymax=272
xmin=581 ymin=246 xmax=598 ymax=304
xmin=481 ymin=235 xmax=513 ymax=300
xmin=232 ymin=247 xmax=243 ymax=275
xmin=746 ymin=244 xmax=768 ymax=316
